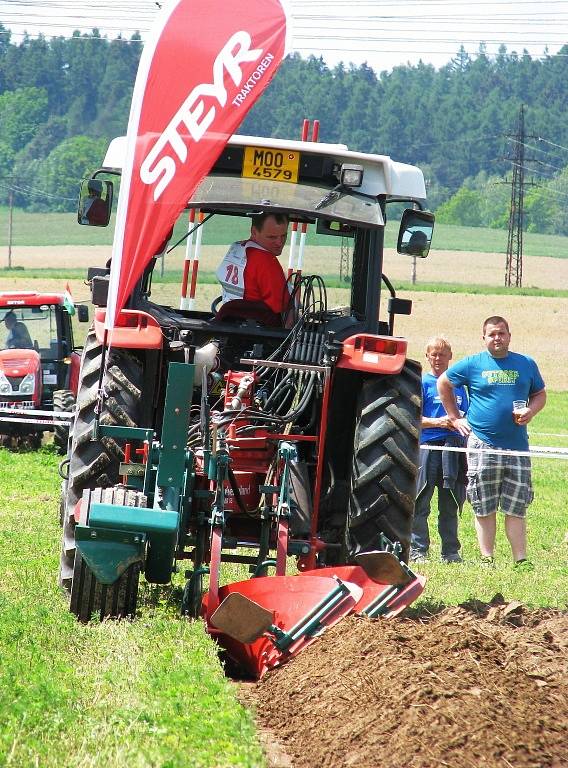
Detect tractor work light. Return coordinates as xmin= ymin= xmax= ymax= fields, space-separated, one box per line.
xmin=0 ymin=373 xmax=11 ymax=394
xmin=340 ymin=164 xmax=364 ymax=188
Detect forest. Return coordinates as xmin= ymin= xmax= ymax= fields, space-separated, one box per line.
xmin=0 ymin=24 xmax=567 ymax=234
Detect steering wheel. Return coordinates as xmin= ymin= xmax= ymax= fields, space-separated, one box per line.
xmin=211 ymin=295 xmax=222 ymax=313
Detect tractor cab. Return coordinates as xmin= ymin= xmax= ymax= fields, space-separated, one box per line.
xmin=81 ymin=133 xmax=433 ymax=355
xmin=0 ymin=292 xmax=89 ymax=451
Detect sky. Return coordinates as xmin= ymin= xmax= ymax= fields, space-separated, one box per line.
xmin=0 ymin=0 xmax=566 ymax=73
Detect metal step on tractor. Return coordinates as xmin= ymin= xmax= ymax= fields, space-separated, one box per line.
xmin=0 ymin=291 xmax=89 ymax=452
xmin=60 ymin=125 xmax=434 ymax=678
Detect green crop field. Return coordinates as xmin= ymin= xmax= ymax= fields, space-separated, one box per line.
xmin=0 ymin=394 xmax=567 ymax=767
xmin=2 ymin=206 xmax=568 ymax=258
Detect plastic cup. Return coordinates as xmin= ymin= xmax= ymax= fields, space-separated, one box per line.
xmin=512 ymin=400 xmax=527 ymax=424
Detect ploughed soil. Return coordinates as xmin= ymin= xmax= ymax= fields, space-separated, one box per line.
xmin=242 ymin=596 xmax=568 ymax=768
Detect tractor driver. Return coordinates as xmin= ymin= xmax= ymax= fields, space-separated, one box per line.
xmin=3 ymin=310 xmax=33 ymax=350
xmin=215 ymin=212 xmax=291 ymax=323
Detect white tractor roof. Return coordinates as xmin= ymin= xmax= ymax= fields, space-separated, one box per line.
xmin=102 ymin=134 xmax=427 ymax=202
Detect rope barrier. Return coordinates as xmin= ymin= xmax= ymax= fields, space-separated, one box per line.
xmin=421 ymin=443 xmax=568 ymax=461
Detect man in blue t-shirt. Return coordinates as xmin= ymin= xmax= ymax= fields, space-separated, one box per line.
xmin=437 ymin=316 xmax=546 ymax=570
xmin=411 ymin=336 xmax=468 ymax=564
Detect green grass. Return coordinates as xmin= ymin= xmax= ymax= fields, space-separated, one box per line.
xmin=426 ymin=222 xmax=568 ymax=259
xmin=417 ymin=452 xmax=568 ymax=608
xmin=413 ymin=390 xmax=568 ymax=608
xmin=2 ymin=206 xmax=568 ymax=258
xmin=0 ymin=450 xmax=264 ymax=768
xmin=528 ymin=391 xmax=568 ymax=448
xmin=0 ymin=394 xmax=566 ymax=765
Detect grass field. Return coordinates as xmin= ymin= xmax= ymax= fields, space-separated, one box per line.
xmin=0 ymin=449 xmax=264 ymax=768
xmin=1 ymin=153 xmax=567 ymax=767
xmin=0 ymin=392 xmax=566 ymax=766
xmin=2 ymin=239 xmax=567 ymax=390
xmin=2 ymin=207 xmax=568 ymax=258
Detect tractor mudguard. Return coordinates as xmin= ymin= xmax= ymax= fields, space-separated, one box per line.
xmin=94 ymin=308 xmax=163 ymax=349
xmin=336 ymin=333 xmax=407 ymax=374
xmin=75 ymin=524 xmax=147 ymax=585
xmin=77 ymin=503 xmax=179 ymax=584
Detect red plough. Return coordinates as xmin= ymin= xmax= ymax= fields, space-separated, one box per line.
xmin=207 ymin=555 xmax=425 ymax=679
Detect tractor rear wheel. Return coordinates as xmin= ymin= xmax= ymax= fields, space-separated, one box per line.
xmin=59 ymin=330 xmax=144 ymax=590
xmin=348 ymin=360 xmax=422 ymax=562
xmin=53 ymin=389 xmax=75 ymax=455
xmin=70 ymin=486 xmax=146 ymax=622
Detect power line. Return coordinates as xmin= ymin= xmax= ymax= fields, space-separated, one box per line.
xmin=536 ymin=136 xmax=568 ymax=154
xmin=531 ymin=184 xmax=568 ymax=201
xmin=508 ymin=162 xmax=555 ymax=179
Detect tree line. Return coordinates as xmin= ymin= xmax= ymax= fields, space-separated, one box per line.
xmin=1 ymin=25 xmax=567 ymax=235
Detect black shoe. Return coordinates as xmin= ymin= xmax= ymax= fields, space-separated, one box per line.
xmin=441 ymin=553 xmax=463 ymax=564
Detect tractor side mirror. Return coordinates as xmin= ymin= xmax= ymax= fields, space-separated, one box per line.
xmin=397 ymin=209 xmax=434 ymax=258
xmin=77 ymin=305 xmax=89 ymax=323
xmin=77 ymin=178 xmax=113 ymax=227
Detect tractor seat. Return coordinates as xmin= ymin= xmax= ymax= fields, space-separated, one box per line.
xmin=213 ymin=299 xmax=283 ymax=328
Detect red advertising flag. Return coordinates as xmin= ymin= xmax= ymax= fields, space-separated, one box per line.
xmin=106 ymin=0 xmax=291 ymax=330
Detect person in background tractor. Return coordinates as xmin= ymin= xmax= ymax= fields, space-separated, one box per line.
xmin=437 ymin=316 xmax=546 ymax=571
xmin=406 ymin=230 xmax=428 ymax=257
xmin=3 ymin=310 xmax=33 ymax=350
xmin=216 ymin=212 xmax=291 ymax=323
xmin=80 ymin=180 xmax=108 ymax=226
xmin=410 ymin=336 xmax=468 ymax=564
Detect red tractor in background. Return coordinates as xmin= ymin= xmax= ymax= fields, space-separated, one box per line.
xmin=0 ymin=291 xmax=89 ymax=452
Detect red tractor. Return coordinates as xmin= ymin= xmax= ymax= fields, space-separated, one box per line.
xmin=0 ymin=292 xmax=89 ymax=452
xmin=60 ymin=131 xmax=434 ymax=677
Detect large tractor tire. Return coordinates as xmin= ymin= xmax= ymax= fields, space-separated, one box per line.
xmin=347 ymin=360 xmax=422 ymax=562
xmin=53 ymin=388 xmax=75 ymax=455
xmin=59 ymin=329 xmax=144 ymax=590
xmin=70 ymin=486 xmax=146 ymax=622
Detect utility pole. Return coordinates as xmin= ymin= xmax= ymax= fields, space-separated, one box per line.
xmin=504 ymin=105 xmax=537 ymax=287
xmin=7 ymin=186 xmax=13 ymax=270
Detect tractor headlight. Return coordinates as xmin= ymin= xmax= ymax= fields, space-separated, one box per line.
xmin=0 ymin=373 xmax=12 ymax=394
xmin=18 ymin=374 xmax=35 ymax=395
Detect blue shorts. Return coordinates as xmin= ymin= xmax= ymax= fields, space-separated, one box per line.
xmin=466 ymin=435 xmax=533 ymax=518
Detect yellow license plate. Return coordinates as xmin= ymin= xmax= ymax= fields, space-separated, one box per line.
xmin=242 ymin=146 xmax=300 ymax=183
